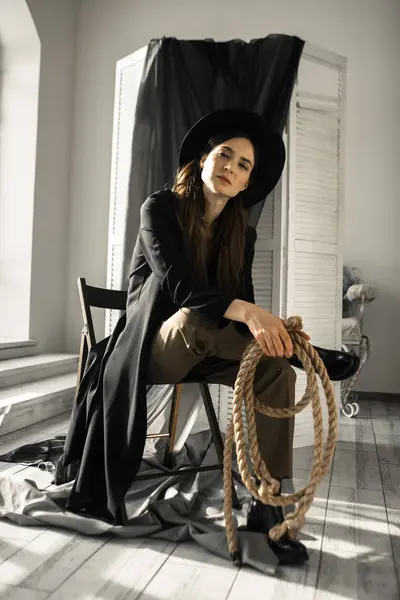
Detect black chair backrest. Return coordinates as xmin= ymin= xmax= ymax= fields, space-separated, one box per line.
xmin=77 ymin=277 xmax=127 ymax=350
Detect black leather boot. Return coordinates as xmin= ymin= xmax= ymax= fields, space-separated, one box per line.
xmin=246 ymin=497 xmax=309 ymax=566
xmin=288 ymin=345 xmax=359 ymax=382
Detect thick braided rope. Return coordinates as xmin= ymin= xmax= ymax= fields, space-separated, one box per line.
xmin=223 ymin=316 xmax=338 ymax=565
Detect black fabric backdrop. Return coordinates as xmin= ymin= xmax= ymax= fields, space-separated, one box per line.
xmin=122 ymin=34 xmax=304 ymax=283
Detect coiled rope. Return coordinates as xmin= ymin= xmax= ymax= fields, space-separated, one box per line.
xmin=223 ymin=316 xmax=338 ymax=566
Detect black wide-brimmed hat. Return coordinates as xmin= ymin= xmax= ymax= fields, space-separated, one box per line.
xmin=178 ymin=108 xmax=286 ymax=207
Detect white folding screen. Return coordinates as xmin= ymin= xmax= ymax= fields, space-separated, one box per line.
xmin=284 ymin=45 xmax=346 ymax=448
xmin=106 ymin=46 xmax=146 ymax=335
xmin=106 ymin=42 xmax=346 ymax=448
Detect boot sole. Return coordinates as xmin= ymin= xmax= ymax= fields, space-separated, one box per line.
xmin=277 ymin=554 xmax=308 ymax=566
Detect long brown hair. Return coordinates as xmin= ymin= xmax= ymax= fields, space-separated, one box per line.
xmin=172 ymin=131 xmax=257 ymax=294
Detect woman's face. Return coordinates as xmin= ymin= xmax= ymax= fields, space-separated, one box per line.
xmin=200 ymin=137 xmax=255 ymax=199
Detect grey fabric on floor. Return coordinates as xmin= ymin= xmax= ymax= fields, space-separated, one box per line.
xmin=0 ymin=430 xmax=280 ymax=575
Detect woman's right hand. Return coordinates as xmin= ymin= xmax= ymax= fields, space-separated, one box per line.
xmin=245 ymin=305 xmax=294 ymax=359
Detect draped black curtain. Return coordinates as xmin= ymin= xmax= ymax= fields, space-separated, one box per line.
xmin=124 ymin=34 xmax=304 ymax=281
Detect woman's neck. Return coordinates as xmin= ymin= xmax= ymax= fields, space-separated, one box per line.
xmin=202 ymin=184 xmax=229 ymax=225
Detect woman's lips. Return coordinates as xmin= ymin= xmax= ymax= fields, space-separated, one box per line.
xmin=217 ymin=176 xmax=231 ymax=185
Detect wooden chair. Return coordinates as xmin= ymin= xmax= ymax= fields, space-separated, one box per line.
xmin=76 ymin=277 xmax=240 ymax=510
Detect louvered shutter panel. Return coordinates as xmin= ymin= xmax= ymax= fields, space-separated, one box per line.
xmin=286 ymin=55 xmax=345 ymax=448
xmin=106 ymin=47 xmax=147 ymax=335
xmin=253 ymin=192 xmax=275 ymax=311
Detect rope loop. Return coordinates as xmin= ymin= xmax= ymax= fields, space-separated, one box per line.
xmin=223 ymin=316 xmax=338 ymax=564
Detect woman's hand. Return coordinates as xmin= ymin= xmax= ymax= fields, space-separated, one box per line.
xmin=245 ymin=305 xmax=292 ymax=358
xmin=245 ymin=306 xmax=311 ymax=358
xmin=223 ymin=300 xmax=311 ymax=358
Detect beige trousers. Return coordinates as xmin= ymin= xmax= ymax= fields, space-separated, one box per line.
xmin=147 ymin=308 xmax=296 ymax=478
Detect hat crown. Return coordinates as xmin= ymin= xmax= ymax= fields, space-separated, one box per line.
xmin=178 ymin=108 xmax=286 ymax=207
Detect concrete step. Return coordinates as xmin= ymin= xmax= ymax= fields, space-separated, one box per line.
xmin=0 ymin=373 xmax=76 ymax=436
xmin=0 ymin=354 xmax=79 ymax=388
xmin=0 ymin=339 xmax=38 ymax=360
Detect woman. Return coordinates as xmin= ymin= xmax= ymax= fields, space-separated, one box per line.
xmin=61 ymin=108 xmax=310 ymax=566
xmin=142 ymin=108 xmax=311 ymax=566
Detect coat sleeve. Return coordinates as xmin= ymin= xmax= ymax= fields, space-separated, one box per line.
xmin=242 ymin=225 xmax=257 ymax=305
xmin=232 ymin=225 xmax=257 ymax=335
xmin=139 ymin=192 xmax=236 ymax=327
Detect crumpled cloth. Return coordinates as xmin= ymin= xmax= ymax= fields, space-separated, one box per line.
xmin=0 ymin=430 xmax=285 ymax=575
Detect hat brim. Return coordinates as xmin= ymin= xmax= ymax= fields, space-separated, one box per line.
xmin=178 ymin=108 xmax=286 ymax=206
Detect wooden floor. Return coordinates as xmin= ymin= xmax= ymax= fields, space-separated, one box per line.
xmin=0 ymin=398 xmax=399 ymax=599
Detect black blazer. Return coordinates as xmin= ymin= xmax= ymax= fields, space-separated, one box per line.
xmin=61 ymin=189 xmax=257 ymax=524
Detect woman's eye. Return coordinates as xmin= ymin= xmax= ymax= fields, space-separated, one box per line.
xmin=217 ymin=152 xmax=249 ymax=170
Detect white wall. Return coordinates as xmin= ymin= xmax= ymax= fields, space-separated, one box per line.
xmin=25 ymin=0 xmax=79 ymax=352
xmin=0 ymin=0 xmax=40 ymax=341
xmin=65 ymin=0 xmax=400 ymax=393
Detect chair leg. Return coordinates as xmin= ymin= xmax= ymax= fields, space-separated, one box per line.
xmin=116 ymin=501 xmax=128 ymax=526
xmin=199 ymin=382 xmax=240 ymax=509
xmin=163 ymin=384 xmax=183 ymax=468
